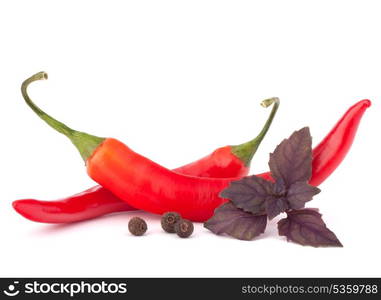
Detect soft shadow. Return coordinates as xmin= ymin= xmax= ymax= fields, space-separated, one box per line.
xmin=30 ymin=211 xmax=161 ymax=236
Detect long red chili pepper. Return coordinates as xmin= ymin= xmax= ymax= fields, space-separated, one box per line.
xmin=15 ymin=72 xmax=278 ymax=223
xmin=256 ymin=99 xmax=371 ymax=186
xmin=13 ymin=186 xmax=133 ymax=224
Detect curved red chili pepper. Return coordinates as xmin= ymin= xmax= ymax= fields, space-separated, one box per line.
xmin=256 ymin=99 xmax=371 ymax=186
xmin=310 ymin=99 xmax=371 ymax=186
xmin=13 ymin=186 xmax=133 ymax=223
xmin=86 ymin=138 xmax=233 ymax=221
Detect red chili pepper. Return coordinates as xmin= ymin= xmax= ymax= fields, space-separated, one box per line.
xmin=17 ymin=72 xmax=370 ymax=222
xmin=256 ymin=99 xmax=371 ymax=186
xmin=310 ymin=99 xmax=371 ymax=186
xmin=14 ymin=72 xmax=278 ymax=223
xmin=13 ymin=186 xmax=133 ymax=223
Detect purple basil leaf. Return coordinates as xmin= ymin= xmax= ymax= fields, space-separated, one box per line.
xmin=287 ymin=181 xmax=321 ymax=210
xmin=265 ymin=196 xmax=288 ymax=220
xmin=265 ymin=179 xmax=288 ymax=219
xmin=269 ymin=127 xmax=312 ymax=188
xmin=204 ymin=202 xmax=267 ymax=241
xmin=220 ymin=175 xmax=274 ymax=215
xmin=278 ymin=209 xmax=343 ymax=247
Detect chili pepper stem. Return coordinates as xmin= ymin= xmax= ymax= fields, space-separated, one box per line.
xmin=231 ymin=97 xmax=280 ymax=166
xmin=21 ymin=72 xmax=105 ymax=162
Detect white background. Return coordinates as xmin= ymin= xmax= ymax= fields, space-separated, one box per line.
xmin=0 ymin=0 xmax=380 ymax=277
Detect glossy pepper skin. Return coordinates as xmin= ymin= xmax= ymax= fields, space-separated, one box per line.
xmin=15 ymin=72 xmax=278 ymax=223
xmin=87 ymin=138 xmax=234 ymax=221
xmin=13 ymin=186 xmax=133 ymax=223
xmin=257 ymin=99 xmax=371 ymax=186
xmin=174 ymin=145 xmax=248 ymax=178
xmin=309 ymin=99 xmax=371 ymax=186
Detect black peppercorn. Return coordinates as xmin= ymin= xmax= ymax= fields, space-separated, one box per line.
xmin=174 ymin=219 xmax=194 ymax=238
xmin=128 ymin=217 xmax=147 ymax=236
xmin=161 ymin=212 xmax=181 ymax=233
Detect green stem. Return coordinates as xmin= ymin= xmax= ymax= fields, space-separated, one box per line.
xmin=231 ymin=97 xmax=280 ymax=166
xmin=21 ymin=72 xmax=105 ymax=162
